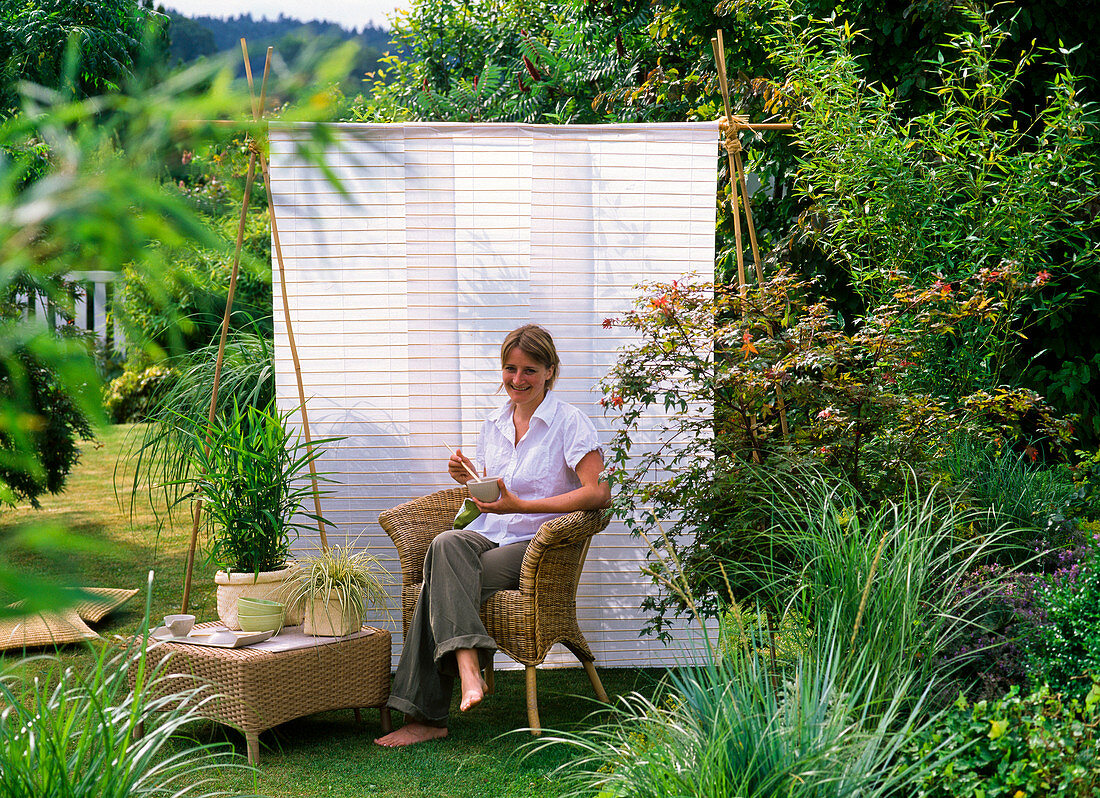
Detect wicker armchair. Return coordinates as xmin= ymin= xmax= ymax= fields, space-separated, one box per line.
xmin=378 ymin=485 xmax=611 ymax=734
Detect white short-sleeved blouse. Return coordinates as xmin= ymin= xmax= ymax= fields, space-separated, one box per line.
xmin=464 ymin=392 xmax=602 ymax=547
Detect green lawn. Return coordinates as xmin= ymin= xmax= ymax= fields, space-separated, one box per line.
xmin=1 ymin=424 xmax=665 ymax=797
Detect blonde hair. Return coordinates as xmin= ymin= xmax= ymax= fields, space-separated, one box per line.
xmin=500 ymin=324 xmax=560 ymax=391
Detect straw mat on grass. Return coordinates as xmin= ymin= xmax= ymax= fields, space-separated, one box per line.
xmin=72 ymin=587 xmax=139 ymax=623
xmin=0 ymin=609 xmax=99 ymax=651
xmin=0 ymin=586 xmax=137 ymax=651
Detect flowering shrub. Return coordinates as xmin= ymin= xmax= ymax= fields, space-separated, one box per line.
xmin=941 ymin=528 xmax=1100 ymax=702
xmin=600 ymin=259 xmax=1072 ymax=632
xmin=939 ymin=563 xmax=1043 ymax=701
xmin=1022 ymin=527 xmax=1100 ymax=700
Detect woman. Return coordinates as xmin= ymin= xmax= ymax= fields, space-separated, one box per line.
xmin=375 ymin=324 xmax=611 ymax=747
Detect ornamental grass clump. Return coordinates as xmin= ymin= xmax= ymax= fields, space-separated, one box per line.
xmin=532 ymin=612 xmax=942 ymax=798
xmin=0 ymin=574 xmax=250 ymax=798
xmin=938 ymin=433 xmax=1079 ymax=545
xmin=720 ymin=468 xmax=1031 ymax=701
xmin=533 ymin=474 xmax=1030 ymax=797
xmin=124 ymin=331 xmax=275 ymax=520
xmin=287 ymin=542 xmax=391 ymax=622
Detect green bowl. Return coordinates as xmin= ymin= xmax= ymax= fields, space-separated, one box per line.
xmin=237 ymin=597 xmax=284 ymax=613
xmin=238 ymin=612 xmax=283 ymax=633
xmin=237 ymin=606 xmax=285 ymax=618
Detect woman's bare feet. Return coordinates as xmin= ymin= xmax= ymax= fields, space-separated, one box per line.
xmin=460 ymin=677 xmax=489 ymax=712
xmin=374 ymin=722 xmax=448 ymax=747
xmin=455 ymin=648 xmax=488 ymax=712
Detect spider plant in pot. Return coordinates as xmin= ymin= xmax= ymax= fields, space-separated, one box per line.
xmin=174 ymin=399 xmax=340 ymax=629
xmin=287 ymin=542 xmax=391 ymax=637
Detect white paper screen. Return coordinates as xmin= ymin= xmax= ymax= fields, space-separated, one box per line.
xmin=268 ymin=122 xmax=718 ymax=668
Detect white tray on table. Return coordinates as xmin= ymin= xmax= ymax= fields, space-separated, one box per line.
xmin=150 ymin=626 xmax=275 ymax=648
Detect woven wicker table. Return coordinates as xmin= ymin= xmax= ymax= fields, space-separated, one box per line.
xmin=137 ymin=623 xmax=391 ymax=763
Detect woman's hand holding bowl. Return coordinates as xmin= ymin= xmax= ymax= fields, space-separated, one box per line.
xmin=471 ymin=480 xmax=523 ymax=514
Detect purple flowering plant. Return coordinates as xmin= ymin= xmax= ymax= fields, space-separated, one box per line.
xmin=943 ymin=526 xmax=1098 ymax=701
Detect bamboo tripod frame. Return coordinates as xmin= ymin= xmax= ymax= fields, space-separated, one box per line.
xmin=180 ymin=40 xmax=329 ymax=615
xmin=710 ymin=30 xmax=794 ymax=448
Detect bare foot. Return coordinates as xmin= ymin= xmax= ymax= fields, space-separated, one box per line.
xmin=374 ymin=722 xmax=448 ymax=747
xmin=460 ymin=677 xmax=489 ymax=712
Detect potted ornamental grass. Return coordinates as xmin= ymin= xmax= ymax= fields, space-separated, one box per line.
xmin=287 ymin=543 xmax=390 ymax=637
xmin=176 ymin=400 xmax=339 ymax=629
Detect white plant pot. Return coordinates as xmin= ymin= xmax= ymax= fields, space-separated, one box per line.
xmin=214 ymin=564 xmax=304 ymax=630
xmin=302 ymin=593 xmax=362 ymax=637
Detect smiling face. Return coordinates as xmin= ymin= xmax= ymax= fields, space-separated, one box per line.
xmin=501 ymin=346 xmax=555 ymax=410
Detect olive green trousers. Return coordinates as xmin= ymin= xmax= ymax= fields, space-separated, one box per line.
xmin=387 ymin=529 xmax=529 ymax=726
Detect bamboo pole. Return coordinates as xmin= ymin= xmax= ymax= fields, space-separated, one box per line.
xmin=732 ymin=145 xmax=764 ymax=286
xmin=711 ymin=34 xmax=747 ymax=316
xmin=180 ymin=43 xmax=271 ymax=614
xmin=711 ymin=30 xmax=794 ymax=445
xmin=242 ymin=46 xmax=329 ymax=550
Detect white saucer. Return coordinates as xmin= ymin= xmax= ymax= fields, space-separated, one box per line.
xmin=151 ymin=626 xmax=190 ymax=640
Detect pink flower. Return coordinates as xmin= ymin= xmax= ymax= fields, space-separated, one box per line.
xmin=1033 ymin=270 xmax=1052 ymax=287
xmin=816 ymin=407 xmax=836 ymax=420
xmin=650 ymin=295 xmax=673 ymax=317
xmin=181 ymin=150 xmax=193 ymax=166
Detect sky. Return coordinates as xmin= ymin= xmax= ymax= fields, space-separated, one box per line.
xmin=162 ymin=0 xmax=406 ymax=30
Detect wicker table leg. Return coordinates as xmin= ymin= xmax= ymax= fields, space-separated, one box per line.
xmin=246 ymin=732 xmax=260 ymax=765
xmin=380 ymin=706 xmax=392 ymax=733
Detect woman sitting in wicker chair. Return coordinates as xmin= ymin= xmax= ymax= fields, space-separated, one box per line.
xmin=375 ymin=324 xmax=611 ymax=747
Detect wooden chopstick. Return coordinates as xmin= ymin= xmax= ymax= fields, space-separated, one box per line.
xmin=443 ymin=442 xmax=481 ymax=481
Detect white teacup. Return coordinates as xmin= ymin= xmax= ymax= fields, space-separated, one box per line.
xmin=164 ymin=614 xmax=195 ymax=637
xmin=468 ymin=478 xmax=501 ymax=503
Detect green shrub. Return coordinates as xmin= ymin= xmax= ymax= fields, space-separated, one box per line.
xmin=102 ymin=364 xmax=179 ymax=423
xmin=0 ymin=340 xmax=95 ymax=507
xmin=1023 ymin=534 xmax=1100 ymax=700
xmin=116 ymin=211 xmax=273 ymax=358
xmin=900 ymin=684 xmax=1100 ymax=798
xmin=770 ymin=4 xmax=1099 ymax=415
xmin=1071 ymin=450 xmax=1100 ymax=521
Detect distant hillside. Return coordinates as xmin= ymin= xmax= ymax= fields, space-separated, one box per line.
xmin=165 ymin=10 xmax=394 ymax=92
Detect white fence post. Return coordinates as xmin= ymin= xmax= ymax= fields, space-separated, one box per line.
xmin=67 ymin=271 xmax=125 ymax=353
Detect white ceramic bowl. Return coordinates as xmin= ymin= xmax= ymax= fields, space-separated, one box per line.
xmin=468 ymin=478 xmax=501 ymax=503
xmin=163 ymin=614 xmax=195 ymax=637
